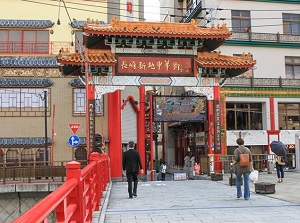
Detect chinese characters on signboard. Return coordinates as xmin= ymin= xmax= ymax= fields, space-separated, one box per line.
xmin=88 ymin=99 xmax=95 ymax=153
xmin=214 ymin=100 xmax=221 ymax=154
xmin=117 ymin=56 xmax=193 ymax=76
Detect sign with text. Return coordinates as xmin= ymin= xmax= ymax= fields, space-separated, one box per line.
xmin=69 ymin=123 xmax=81 ymax=135
xmin=117 ymin=56 xmax=193 ymax=76
xmin=153 ymin=95 xmax=207 ymax=122
xmin=214 ymin=100 xmax=221 ymax=154
xmin=173 ymin=173 xmax=187 ymax=181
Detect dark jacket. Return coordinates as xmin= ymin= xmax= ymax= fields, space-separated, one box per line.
xmin=234 ymin=146 xmax=253 ymax=174
xmin=122 ymin=148 xmax=143 ymax=173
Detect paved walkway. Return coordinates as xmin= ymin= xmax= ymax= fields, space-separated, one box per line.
xmin=93 ymin=171 xmax=300 ymax=223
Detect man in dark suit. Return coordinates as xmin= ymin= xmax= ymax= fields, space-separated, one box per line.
xmin=122 ymin=141 xmax=144 ymax=199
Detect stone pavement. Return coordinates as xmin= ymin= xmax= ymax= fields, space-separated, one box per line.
xmin=93 ymin=171 xmax=300 ymax=223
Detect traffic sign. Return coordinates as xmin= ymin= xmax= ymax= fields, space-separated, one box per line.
xmin=68 ymin=135 xmax=80 ymax=147
xmin=69 ymin=123 xmax=81 ymax=134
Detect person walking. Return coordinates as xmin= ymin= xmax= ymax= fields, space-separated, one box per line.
xmin=274 ymin=154 xmax=285 ymax=183
xmin=122 ymin=141 xmax=144 ymax=199
xmin=232 ymin=138 xmax=254 ymax=200
xmin=160 ymin=161 xmax=167 ymax=181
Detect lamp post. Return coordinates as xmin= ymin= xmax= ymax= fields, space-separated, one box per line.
xmin=37 ymin=91 xmax=48 ymax=165
xmin=44 ymin=91 xmax=48 ymax=165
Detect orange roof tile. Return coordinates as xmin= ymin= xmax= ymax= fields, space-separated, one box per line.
xmin=196 ymin=52 xmax=256 ymax=69
xmin=57 ymin=49 xmax=116 ymax=65
xmin=84 ymin=17 xmax=231 ymax=39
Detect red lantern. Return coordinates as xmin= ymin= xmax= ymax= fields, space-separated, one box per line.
xmin=127 ymin=2 xmax=133 ymax=14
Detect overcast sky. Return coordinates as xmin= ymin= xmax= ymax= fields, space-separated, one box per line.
xmin=144 ymin=0 xmax=160 ymax=22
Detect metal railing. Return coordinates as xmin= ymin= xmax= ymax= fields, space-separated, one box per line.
xmin=0 ymin=41 xmax=75 ymax=55
xmin=13 ymin=152 xmax=110 ymax=223
xmin=230 ymin=31 xmax=300 ymax=44
xmin=213 ymin=153 xmax=296 ymax=174
xmin=0 ymin=160 xmax=89 ymax=184
xmin=167 ymin=153 xmax=296 ymax=175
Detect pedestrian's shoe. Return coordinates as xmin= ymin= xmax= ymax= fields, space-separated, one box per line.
xmin=133 ymin=193 xmax=137 ymax=197
xmin=237 ymin=195 xmax=242 ymax=199
xmin=129 ymin=196 xmax=133 ymax=199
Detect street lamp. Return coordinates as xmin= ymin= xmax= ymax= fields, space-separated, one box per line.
xmin=37 ymin=90 xmax=48 ymax=165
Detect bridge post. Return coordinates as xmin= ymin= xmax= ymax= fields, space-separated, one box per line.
xmin=90 ymin=153 xmax=102 ymax=211
xmin=65 ymin=161 xmax=83 ymax=222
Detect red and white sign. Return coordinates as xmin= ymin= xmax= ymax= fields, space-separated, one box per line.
xmin=69 ymin=123 xmax=81 ymax=134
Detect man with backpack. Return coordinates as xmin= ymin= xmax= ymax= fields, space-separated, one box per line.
xmin=232 ymin=138 xmax=254 ymax=200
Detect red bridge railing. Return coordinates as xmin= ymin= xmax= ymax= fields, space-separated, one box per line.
xmin=13 ymin=153 xmax=110 ymax=223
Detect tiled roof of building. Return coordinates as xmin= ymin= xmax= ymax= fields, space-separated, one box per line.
xmin=0 ymin=137 xmax=52 ymax=147
xmin=196 ymin=52 xmax=256 ymax=68
xmin=83 ymin=17 xmax=231 ymax=39
xmin=58 ymin=50 xmax=255 ymax=70
xmin=57 ymin=49 xmax=116 ymax=65
xmin=0 ymin=78 xmax=53 ymax=87
xmin=0 ymin=56 xmax=58 ymax=67
xmin=69 ymin=78 xmax=85 ymax=87
xmin=0 ymin=20 xmax=54 ymax=28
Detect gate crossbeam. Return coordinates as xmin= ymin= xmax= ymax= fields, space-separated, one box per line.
xmin=93 ymin=76 xmax=219 ymax=87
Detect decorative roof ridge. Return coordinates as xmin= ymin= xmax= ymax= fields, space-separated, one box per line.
xmin=0 ymin=19 xmax=54 ymax=28
xmin=84 ymin=16 xmax=231 ymax=35
xmin=57 ymin=48 xmax=113 ymax=58
xmin=197 ymin=51 xmax=255 ymax=61
xmin=0 ymin=56 xmax=58 ymax=67
xmin=57 ymin=48 xmax=116 ymax=64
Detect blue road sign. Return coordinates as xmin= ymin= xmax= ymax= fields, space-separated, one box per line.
xmin=68 ymin=135 xmax=80 ymax=147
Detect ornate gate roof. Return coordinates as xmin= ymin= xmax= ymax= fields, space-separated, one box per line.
xmin=57 ymin=17 xmax=256 ymax=78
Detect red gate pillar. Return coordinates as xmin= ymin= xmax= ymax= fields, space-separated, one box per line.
xmin=267 ymin=97 xmax=280 ymax=153
xmin=207 ymin=100 xmax=214 ymax=173
xmin=138 ymin=86 xmax=146 ymax=175
xmin=213 ymin=85 xmax=222 ymax=173
xmin=108 ymin=90 xmax=122 ymax=179
xmin=85 ymin=49 xmax=95 ymax=158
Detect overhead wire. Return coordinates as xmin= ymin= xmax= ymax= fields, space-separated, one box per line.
xmin=20 ymin=0 xmax=300 ymax=26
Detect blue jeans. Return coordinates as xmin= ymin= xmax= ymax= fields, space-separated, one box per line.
xmin=275 ymin=163 xmax=284 ymax=179
xmin=236 ymin=173 xmax=250 ymax=200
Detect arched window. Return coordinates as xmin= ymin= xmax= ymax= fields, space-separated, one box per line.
xmin=21 ymin=148 xmax=34 ymax=166
xmin=6 ymin=148 xmax=19 ymax=166
xmin=36 ymin=148 xmax=47 ymax=165
xmin=75 ymin=147 xmax=87 ymax=166
xmin=0 ymin=149 xmax=4 ymax=167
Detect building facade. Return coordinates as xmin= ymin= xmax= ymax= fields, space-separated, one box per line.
xmin=160 ymin=0 xmax=300 ymax=170
xmin=0 ymin=0 xmax=145 ymax=165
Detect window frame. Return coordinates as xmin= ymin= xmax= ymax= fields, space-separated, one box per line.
xmin=231 ymin=10 xmax=251 ymax=33
xmin=285 ymin=56 xmax=300 ymax=79
xmin=0 ymin=88 xmax=51 ymax=117
xmin=226 ymin=102 xmax=263 ymax=130
xmin=0 ymin=29 xmax=49 ymax=54
xmin=73 ymin=88 xmax=103 ymax=116
xmin=278 ymin=103 xmax=300 ymax=130
xmin=283 ymin=13 xmax=300 ymax=35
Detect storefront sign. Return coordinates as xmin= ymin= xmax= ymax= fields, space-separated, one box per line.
xmin=117 ymin=56 xmax=193 ymax=76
